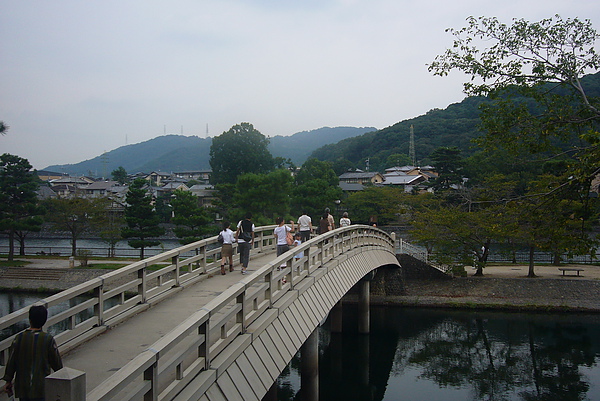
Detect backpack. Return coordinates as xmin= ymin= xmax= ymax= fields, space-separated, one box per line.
xmin=217 ymin=232 xmax=224 ymax=244
xmin=239 ymin=220 xmax=252 ymax=242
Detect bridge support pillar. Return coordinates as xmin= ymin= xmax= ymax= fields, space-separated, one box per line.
xmin=358 ymin=279 xmax=370 ymax=334
xmin=45 ymin=367 xmax=86 ymax=401
xmin=330 ymin=300 xmax=343 ymax=333
xmin=301 ymin=328 xmax=319 ymax=401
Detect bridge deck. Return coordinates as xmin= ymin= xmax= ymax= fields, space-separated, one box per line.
xmin=62 ymin=251 xmax=279 ymax=392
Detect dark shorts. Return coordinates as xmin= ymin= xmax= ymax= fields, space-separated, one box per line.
xmin=277 ymin=244 xmax=290 ymax=256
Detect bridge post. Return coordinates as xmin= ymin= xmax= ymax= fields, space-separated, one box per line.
xmin=301 ymin=329 xmax=319 ymax=401
xmin=173 ymin=255 xmax=180 ymax=286
xmin=94 ymin=279 xmax=104 ymax=326
xmin=358 ymin=279 xmax=370 ymax=334
xmin=45 ymin=367 xmax=86 ymax=401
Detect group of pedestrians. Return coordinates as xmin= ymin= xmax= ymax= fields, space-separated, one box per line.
xmin=219 ymin=209 xmax=352 ymax=275
xmin=219 ymin=213 xmax=254 ymax=275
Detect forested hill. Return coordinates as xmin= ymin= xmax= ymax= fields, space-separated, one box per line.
xmin=311 ymin=71 xmax=600 ymax=171
xmin=311 ymin=96 xmax=484 ymax=171
xmin=44 ymin=126 xmax=375 ymax=176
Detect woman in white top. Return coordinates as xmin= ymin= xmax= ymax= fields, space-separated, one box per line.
xmin=274 ymin=216 xmax=295 ymax=257
xmin=340 ymin=212 xmax=351 ymax=227
xmin=219 ymin=221 xmax=236 ymax=275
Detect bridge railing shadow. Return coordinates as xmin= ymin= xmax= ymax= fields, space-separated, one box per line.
xmin=79 ymin=225 xmax=393 ymax=401
xmin=0 ymin=225 xmax=280 ymax=377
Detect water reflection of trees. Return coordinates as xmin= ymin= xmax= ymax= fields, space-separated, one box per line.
xmin=396 ymin=315 xmax=595 ymax=401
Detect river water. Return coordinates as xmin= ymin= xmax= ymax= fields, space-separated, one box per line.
xmin=277 ymin=306 xmax=600 ymax=401
xmin=2 ymin=294 xmax=599 ymax=400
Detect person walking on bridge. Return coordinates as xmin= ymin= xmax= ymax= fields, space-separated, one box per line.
xmin=3 ymin=304 xmax=63 ymax=401
xmin=340 ymin=212 xmax=351 ymax=228
xmin=274 ymin=217 xmax=295 ymax=257
xmin=297 ymin=211 xmax=312 ymax=242
xmin=219 ymin=221 xmax=235 ymax=275
xmin=236 ymin=213 xmax=255 ymax=275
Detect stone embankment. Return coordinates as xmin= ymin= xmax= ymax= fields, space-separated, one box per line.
xmin=371 ymin=261 xmax=600 ymax=313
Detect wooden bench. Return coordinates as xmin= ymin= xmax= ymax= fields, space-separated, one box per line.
xmin=558 ymin=267 xmax=584 ymax=276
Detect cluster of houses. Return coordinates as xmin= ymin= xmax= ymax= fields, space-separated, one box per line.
xmin=338 ymin=165 xmax=437 ymax=192
xmin=35 ymin=170 xmax=217 ymax=209
xmin=35 ymin=165 xmax=438 ymax=208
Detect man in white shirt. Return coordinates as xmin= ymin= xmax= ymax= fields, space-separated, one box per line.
xmin=297 ymin=211 xmax=312 ymax=242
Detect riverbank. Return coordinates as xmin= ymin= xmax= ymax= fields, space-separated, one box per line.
xmin=373 ymin=263 xmax=600 ymax=313
xmin=2 ymin=259 xmax=600 ymax=313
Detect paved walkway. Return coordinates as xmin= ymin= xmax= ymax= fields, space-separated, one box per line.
xmin=475 ymin=263 xmax=600 ymax=280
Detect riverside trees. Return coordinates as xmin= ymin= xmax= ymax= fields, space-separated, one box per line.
xmin=421 ymin=15 xmax=600 ymax=275
xmin=0 ymin=154 xmax=43 ymax=260
xmin=121 ymin=178 xmax=165 ymax=259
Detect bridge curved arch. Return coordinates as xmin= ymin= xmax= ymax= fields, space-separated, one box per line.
xmin=202 ymin=248 xmax=398 ymax=401
xmin=151 ymin=226 xmax=398 ymax=401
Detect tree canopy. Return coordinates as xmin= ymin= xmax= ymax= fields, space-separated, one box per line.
xmin=0 ymin=154 xmax=43 ymax=260
xmin=419 ymin=15 xmax=600 ymax=275
xmin=209 ymin=123 xmax=274 ymax=185
xmin=121 ymin=178 xmax=165 ymax=259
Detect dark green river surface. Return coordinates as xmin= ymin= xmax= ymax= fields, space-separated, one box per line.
xmin=277 ymin=306 xmax=600 ymax=401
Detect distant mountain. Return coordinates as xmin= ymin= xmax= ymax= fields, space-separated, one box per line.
xmin=43 ymin=126 xmax=376 ymax=176
xmin=310 ymin=96 xmax=484 ymax=170
xmin=268 ymin=126 xmax=376 ymax=165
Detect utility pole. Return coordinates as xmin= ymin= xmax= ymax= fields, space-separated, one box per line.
xmin=409 ymin=124 xmax=416 ymax=166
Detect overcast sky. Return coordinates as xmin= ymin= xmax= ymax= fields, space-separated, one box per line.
xmin=1 ymin=1 xmax=598 ymax=170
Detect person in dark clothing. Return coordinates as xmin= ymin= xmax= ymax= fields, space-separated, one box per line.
xmin=319 ymin=211 xmax=332 ymax=234
xmin=3 ymin=304 xmax=63 ymax=401
xmin=235 ymin=213 xmax=255 ymax=274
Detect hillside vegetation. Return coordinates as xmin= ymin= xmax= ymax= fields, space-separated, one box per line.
xmin=311 ymin=71 xmax=600 ymax=172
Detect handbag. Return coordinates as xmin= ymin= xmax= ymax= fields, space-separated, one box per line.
xmin=286 ymin=231 xmax=294 ymax=245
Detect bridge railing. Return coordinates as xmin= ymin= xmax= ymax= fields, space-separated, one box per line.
xmin=82 ymin=225 xmax=394 ymax=401
xmin=0 ymin=225 xmax=280 ymax=379
xmin=397 ymin=238 xmax=448 ymax=273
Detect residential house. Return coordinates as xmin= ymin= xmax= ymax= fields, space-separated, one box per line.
xmin=36 ymin=170 xmax=64 ymax=182
xmin=189 ymin=184 xmax=218 ymax=208
xmin=173 ymin=170 xmax=212 ymax=184
xmin=338 ymin=170 xmax=385 ymax=186
xmin=83 ymin=180 xmax=120 ymax=198
xmin=145 ymin=171 xmax=173 ymax=186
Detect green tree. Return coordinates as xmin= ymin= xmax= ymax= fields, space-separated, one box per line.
xmin=93 ymin=197 xmax=124 ymax=258
xmin=331 ymin=158 xmax=355 ymax=176
xmin=111 ymin=166 xmax=129 ymax=184
xmin=429 ymin=15 xmax=600 ymax=187
xmin=344 ymin=187 xmax=408 ymax=225
xmin=171 ymin=189 xmax=214 ymax=244
xmin=0 ymin=154 xmax=43 ymax=260
xmin=0 ymin=121 xmax=8 ymax=135
xmin=45 ymin=197 xmax=107 ymax=256
xmin=411 ymin=204 xmax=502 ymax=275
xmin=428 ymin=15 xmax=600 ymax=265
xmin=121 ymin=178 xmax=165 ymax=259
xmin=429 ymin=147 xmax=465 ymax=192
xmin=209 ymin=122 xmax=274 ymax=185
xmin=291 ymin=158 xmax=343 ymax=218
xmin=233 ymin=169 xmax=294 ymax=225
